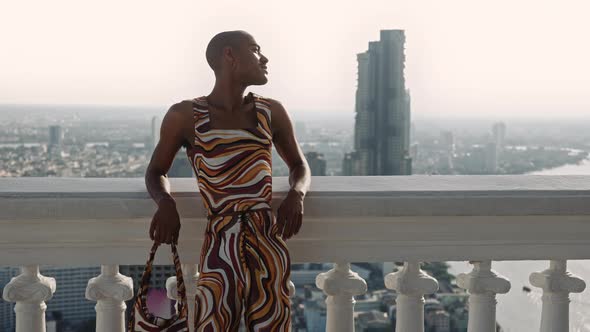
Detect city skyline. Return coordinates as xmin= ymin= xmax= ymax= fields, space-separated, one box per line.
xmin=2 ymin=0 xmax=590 ymax=119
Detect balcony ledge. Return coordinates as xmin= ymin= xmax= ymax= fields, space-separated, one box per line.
xmin=1 ymin=175 xmax=590 ymax=266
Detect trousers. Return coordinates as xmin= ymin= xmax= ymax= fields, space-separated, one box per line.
xmin=194 ymin=207 xmax=292 ymax=331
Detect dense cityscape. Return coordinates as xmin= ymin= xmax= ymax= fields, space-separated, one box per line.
xmin=1 ymin=110 xmax=587 ymax=180
xmin=2 ymin=29 xmax=590 ymax=332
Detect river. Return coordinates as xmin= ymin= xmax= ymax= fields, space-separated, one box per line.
xmin=449 ymin=158 xmax=590 ymax=332
xmin=528 ymin=157 xmax=590 ymax=175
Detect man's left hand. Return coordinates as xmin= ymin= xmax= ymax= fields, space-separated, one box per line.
xmin=275 ymin=189 xmax=304 ymax=240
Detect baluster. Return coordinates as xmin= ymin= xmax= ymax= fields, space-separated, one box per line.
xmin=530 ymin=260 xmax=586 ymax=332
xmin=385 ymin=261 xmax=438 ymax=332
xmin=167 ymin=263 xmax=199 ymax=331
xmin=316 ymin=262 xmax=367 ymax=332
xmin=288 ymin=280 xmax=296 ymax=297
xmin=85 ymin=265 xmax=134 ymax=332
xmin=457 ymin=260 xmax=511 ymax=332
xmin=2 ymin=265 xmax=56 ymax=332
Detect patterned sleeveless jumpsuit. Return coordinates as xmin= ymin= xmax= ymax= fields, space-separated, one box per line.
xmin=185 ymin=93 xmax=292 ymax=331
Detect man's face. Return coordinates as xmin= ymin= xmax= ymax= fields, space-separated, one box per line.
xmin=232 ymin=34 xmax=269 ymax=86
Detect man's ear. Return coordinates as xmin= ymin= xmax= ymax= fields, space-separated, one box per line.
xmin=222 ymin=46 xmax=236 ymax=69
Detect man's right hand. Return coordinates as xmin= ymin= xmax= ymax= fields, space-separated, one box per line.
xmin=149 ymin=197 xmax=181 ymax=244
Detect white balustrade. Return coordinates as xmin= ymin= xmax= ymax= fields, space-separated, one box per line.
xmin=2 ymin=265 xmax=56 ymax=332
xmin=288 ymin=280 xmax=296 ymax=297
xmin=530 ymin=260 xmax=586 ymax=332
xmin=316 ymin=262 xmax=367 ymax=332
xmin=2 ymin=176 xmax=590 ymax=330
xmin=385 ymin=261 xmax=439 ymax=332
xmin=457 ymin=260 xmax=511 ymax=332
xmin=166 ymin=263 xmax=199 ymax=331
xmin=85 ymin=265 xmax=133 ymax=332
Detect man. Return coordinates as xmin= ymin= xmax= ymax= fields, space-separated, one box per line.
xmin=145 ymin=30 xmax=311 ymax=331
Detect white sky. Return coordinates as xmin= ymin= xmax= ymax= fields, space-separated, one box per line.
xmin=1 ymin=0 xmax=590 ymax=118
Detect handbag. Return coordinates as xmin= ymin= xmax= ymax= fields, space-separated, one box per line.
xmin=128 ymin=241 xmax=189 ymax=331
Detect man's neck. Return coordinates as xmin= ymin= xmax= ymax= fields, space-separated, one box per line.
xmin=207 ymin=80 xmax=249 ymax=113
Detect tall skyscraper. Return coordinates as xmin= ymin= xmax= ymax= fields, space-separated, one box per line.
xmin=304 ymin=151 xmax=327 ymax=176
xmin=342 ymin=151 xmax=360 ymax=176
xmin=439 ymin=131 xmax=455 ymax=173
xmin=484 ymin=142 xmax=498 ymax=174
xmin=345 ymin=30 xmax=412 ymax=175
xmin=48 ymin=125 xmax=63 ymax=155
xmin=150 ymin=116 xmax=161 ymax=150
xmin=410 ymin=143 xmax=419 ymax=162
xmin=439 ymin=131 xmax=455 ymax=154
xmin=492 ymin=122 xmax=506 ymax=154
xmin=49 ymin=125 xmax=63 ymax=146
xmin=43 ymin=267 xmax=100 ymax=325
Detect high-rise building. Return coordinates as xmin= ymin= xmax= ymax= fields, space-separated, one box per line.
xmin=439 ymin=131 xmax=455 ymax=173
xmin=150 ymin=116 xmax=161 ymax=150
xmin=43 ymin=267 xmax=100 ymax=325
xmin=303 ymin=286 xmax=327 ymax=332
xmin=305 ymin=151 xmax=326 ymax=176
xmin=48 ymin=125 xmax=63 ymax=155
xmin=49 ymin=125 xmax=63 ymax=147
xmin=485 ymin=142 xmax=498 ymax=174
xmin=426 ymin=309 xmax=451 ymax=332
xmin=346 ymin=30 xmax=412 ymax=175
xmin=168 ymin=150 xmax=195 ymax=178
xmin=439 ymin=131 xmax=455 ymax=154
xmin=410 ymin=143 xmax=419 ymax=162
xmin=342 ymin=151 xmax=360 ymax=176
xmin=492 ymin=122 xmax=506 ymax=155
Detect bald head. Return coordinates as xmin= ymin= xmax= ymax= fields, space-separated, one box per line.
xmin=205 ymin=30 xmax=251 ymax=72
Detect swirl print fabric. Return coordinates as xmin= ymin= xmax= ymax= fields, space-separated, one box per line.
xmin=186 ymin=94 xmax=292 ymax=331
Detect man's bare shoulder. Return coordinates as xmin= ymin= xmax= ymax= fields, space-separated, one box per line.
xmin=162 ymin=100 xmax=195 ymax=129
xmin=167 ymin=100 xmax=194 ymax=117
xmin=159 ymin=100 xmax=195 ymax=148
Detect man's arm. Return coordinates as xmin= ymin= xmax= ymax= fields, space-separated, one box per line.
xmin=145 ymin=101 xmax=191 ymax=243
xmin=269 ymin=98 xmax=311 ymax=239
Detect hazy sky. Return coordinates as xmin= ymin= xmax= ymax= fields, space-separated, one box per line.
xmin=2 ymin=0 xmax=590 ymax=118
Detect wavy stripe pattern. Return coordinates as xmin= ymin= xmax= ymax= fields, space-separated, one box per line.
xmin=188 ymin=95 xmax=274 ymax=217
xmin=186 ymin=95 xmax=292 ymax=331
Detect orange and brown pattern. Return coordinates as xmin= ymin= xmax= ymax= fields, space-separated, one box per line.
xmin=187 ymin=94 xmax=274 ymax=217
xmin=186 ymin=94 xmax=292 ymax=331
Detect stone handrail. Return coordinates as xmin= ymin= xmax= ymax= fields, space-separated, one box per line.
xmin=2 ymin=176 xmax=590 ymax=265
